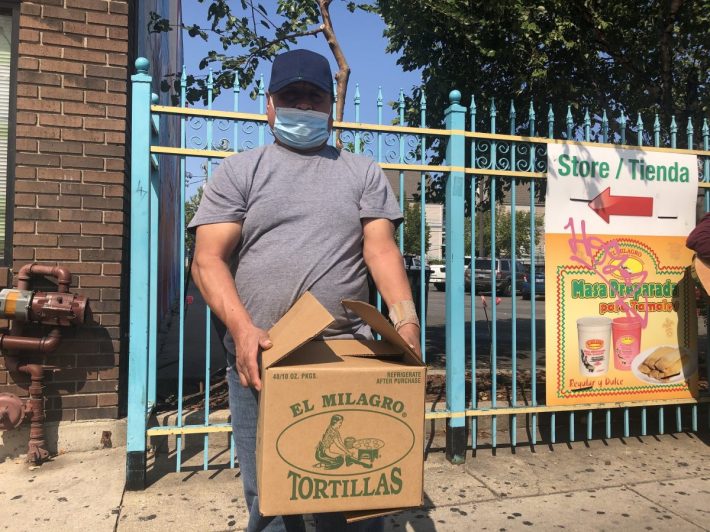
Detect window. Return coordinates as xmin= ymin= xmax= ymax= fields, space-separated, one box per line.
xmin=0 ymin=4 xmax=16 ymax=264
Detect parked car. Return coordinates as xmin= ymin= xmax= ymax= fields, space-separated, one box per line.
xmin=428 ymin=256 xmax=470 ymax=292
xmin=429 ymin=264 xmax=446 ymax=291
xmin=464 ymin=257 xmax=525 ymax=296
xmin=521 ymin=264 xmax=546 ymax=300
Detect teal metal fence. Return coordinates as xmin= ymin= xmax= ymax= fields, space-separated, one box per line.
xmin=126 ymin=58 xmax=710 ymax=488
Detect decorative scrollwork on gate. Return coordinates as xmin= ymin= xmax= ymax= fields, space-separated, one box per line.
xmin=497 ymin=142 xmax=512 ymax=170
xmin=514 ymin=143 xmax=532 ymax=172
xmin=475 ymin=140 xmax=492 ymax=169
xmin=534 ymin=144 xmax=547 ymax=172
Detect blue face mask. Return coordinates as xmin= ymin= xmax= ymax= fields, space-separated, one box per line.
xmin=273 ymin=107 xmax=330 ymax=150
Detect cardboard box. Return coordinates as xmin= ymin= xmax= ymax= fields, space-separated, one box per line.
xmin=256 ymin=292 xmax=425 ymax=516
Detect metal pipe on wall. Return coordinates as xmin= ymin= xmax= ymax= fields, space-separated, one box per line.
xmin=17 ymin=263 xmax=72 ymax=293
xmin=4 ymin=329 xmax=62 ymax=463
xmin=1 ymin=264 xmax=89 ymax=464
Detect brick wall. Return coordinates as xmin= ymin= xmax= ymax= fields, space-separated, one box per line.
xmin=0 ymin=0 xmax=131 ymax=422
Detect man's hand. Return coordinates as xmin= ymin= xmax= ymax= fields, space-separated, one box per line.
xmin=233 ymin=324 xmax=273 ymax=391
xmin=397 ymin=322 xmax=422 ymax=359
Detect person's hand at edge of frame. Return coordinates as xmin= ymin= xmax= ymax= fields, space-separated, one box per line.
xmin=397 ymin=322 xmax=422 ymax=359
xmin=234 ymin=324 xmax=272 ymax=391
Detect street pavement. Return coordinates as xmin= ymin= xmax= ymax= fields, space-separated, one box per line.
xmin=2 ymin=430 xmax=710 ymax=531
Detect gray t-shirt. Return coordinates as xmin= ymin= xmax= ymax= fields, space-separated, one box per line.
xmin=188 ymin=143 xmax=402 ymax=353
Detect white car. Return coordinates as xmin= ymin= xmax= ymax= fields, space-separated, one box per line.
xmin=429 ymin=256 xmax=470 ymax=291
xmin=430 ymin=264 xmax=446 ymax=291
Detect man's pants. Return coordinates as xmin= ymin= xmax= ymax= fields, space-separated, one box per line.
xmin=226 ymin=366 xmax=385 ymax=532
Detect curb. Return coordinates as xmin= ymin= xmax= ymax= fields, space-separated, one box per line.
xmin=1 ymin=418 xmax=126 ymax=462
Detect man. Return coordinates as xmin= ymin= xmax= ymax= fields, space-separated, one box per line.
xmin=687 ymin=212 xmax=710 ymax=296
xmin=189 ymin=49 xmax=420 ymax=531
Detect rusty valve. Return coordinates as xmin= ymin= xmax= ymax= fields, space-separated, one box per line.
xmin=1 ymin=264 xmax=90 ymax=465
xmin=0 ymin=392 xmax=26 ymax=430
xmin=0 ymin=288 xmax=87 ymax=326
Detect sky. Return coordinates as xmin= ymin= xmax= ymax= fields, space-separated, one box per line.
xmin=180 ymin=1 xmax=423 ymax=124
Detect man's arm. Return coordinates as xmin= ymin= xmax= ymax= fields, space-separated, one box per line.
xmin=362 ymin=218 xmax=422 ymax=357
xmin=191 ymin=222 xmax=270 ymax=390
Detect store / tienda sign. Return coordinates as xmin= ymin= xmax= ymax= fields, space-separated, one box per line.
xmin=544 ymin=144 xmax=699 ymax=405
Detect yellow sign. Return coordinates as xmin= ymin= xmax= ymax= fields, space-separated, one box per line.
xmin=545 ymin=145 xmax=699 ymax=406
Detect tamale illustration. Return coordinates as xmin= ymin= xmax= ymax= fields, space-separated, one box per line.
xmin=638 ymin=346 xmax=687 ymax=381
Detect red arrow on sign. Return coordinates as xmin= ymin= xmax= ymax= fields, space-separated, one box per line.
xmin=588 ymin=187 xmax=654 ymax=223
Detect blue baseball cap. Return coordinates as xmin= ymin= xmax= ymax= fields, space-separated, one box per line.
xmin=268 ymin=49 xmax=333 ymax=95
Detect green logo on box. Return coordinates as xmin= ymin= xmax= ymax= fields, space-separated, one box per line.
xmin=276 ymin=409 xmax=414 ymax=478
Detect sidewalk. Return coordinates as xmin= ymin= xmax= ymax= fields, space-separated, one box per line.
xmin=2 ymin=431 xmax=709 ymax=531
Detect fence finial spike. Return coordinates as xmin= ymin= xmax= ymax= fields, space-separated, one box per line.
xmin=636 ymin=112 xmax=643 ymax=128
xmin=399 ymin=88 xmax=405 ymax=104
xmin=377 ymin=86 xmax=382 ymax=104
xmin=702 ymin=118 xmax=709 ymax=135
xmin=547 ymin=104 xmax=554 ymax=120
xmin=354 ymin=83 xmax=360 ymax=102
xmin=566 ymin=105 xmax=572 ymax=119
xmin=180 ymin=64 xmax=186 ymax=82
xmin=135 ymin=57 xmax=149 ymax=74
xmin=469 ymin=94 xmax=476 ymax=111
xmin=448 ymin=90 xmax=461 ymax=105
xmin=670 ymin=115 xmax=677 ymax=131
xmin=602 ymin=109 xmax=608 ymax=123
xmin=528 ymin=101 xmax=535 ymax=120
xmin=653 ymin=113 xmax=660 ymax=129
xmin=208 ymin=68 xmax=213 ymax=85
xmin=420 ymin=89 xmax=426 ymax=108
xmin=151 ymin=93 xmax=159 ymax=105
xmin=490 ymin=97 xmax=497 ymax=115
xmin=619 ymin=109 xmax=627 ymax=125
xmin=687 ymin=116 xmax=694 ymax=132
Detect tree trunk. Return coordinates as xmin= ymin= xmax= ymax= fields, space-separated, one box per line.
xmin=318 ymin=0 xmax=350 ymax=147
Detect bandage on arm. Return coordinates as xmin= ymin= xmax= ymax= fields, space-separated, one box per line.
xmin=388 ymin=300 xmax=420 ymax=331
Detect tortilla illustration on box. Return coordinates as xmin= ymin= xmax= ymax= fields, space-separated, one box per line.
xmin=314 ymin=414 xmax=384 ymax=470
xmin=631 ymin=345 xmax=697 ymax=384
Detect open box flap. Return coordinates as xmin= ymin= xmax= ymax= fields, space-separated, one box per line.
xmin=341 ymin=299 xmax=423 ymax=366
xmin=264 ymin=291 xmax=334 ymax=368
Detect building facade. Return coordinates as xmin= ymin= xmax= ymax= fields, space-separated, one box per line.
xmin=0 ymin=0 xmax=181 ymax=440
